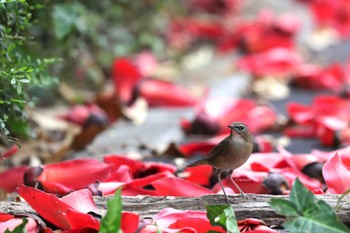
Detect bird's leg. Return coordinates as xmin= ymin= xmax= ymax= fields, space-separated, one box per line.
xmin=215 ymin=168 xmax=230 ymax=205
xmin=228 ymin=169 xmax=247 ymax=198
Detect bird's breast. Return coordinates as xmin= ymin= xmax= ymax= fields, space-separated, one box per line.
xmin=221 ymin=137 xmax=253 ymax=169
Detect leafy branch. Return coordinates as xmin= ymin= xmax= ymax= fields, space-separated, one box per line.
xmin=269 ymin=178 xmax=350 ymax=233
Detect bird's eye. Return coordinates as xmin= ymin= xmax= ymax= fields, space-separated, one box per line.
xmin=234 ymin=125 xmax=245 ymax=131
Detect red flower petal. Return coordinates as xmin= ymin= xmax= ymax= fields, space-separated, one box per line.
xmin=0 ymin=218 xmax=39 ymax=233
xmin=183 ymin=165 xmax=213 ymax=186
xmin=103 ymin=165 xmax=133 ymax=182
xmin=0 ymin=166 xmax=28 ymax=193
xmin=0 ymin=213 xmax=14 ymax=222
xmin=128 ymin=172 xmax=175 ymax=189
xmin=16 ymin=185 xmax=99 ymax=230
xmin=237 ymin=48 xmax=301 ymax=77
xmin=121 ymin=212 xmax=139 ymax=233
xmin=213 ymin=171 xmax=268 ymax=194
xmin=138 ymin=79 xmax=197 ymax=107
xmin=134 ymin=51 xmax=158 ymax=77
xmin=178 ymin=136 xmax=223 ymax=156
xmin=323 ymin=153 xmax=350 ymax=194
xmin=1 ymin=145 xmax=19 ymax=159
xmin=152 ymin=177 xmax=213 ymax=197
xmin=154 ymin=208 xmax=224 ymax=232
xmin=112 ymin=57 xmax=142 ymax=104
xmin=41 ymin=180 xmax=74 ymax=195
xmin=39 ymin=159 xmax=113 ymax=190
xmin=60 ymin=189 xmax=98 ymax=213
xmin=276 ymin=168 xmax=322 ymax=191
xmin=104 ymin=155 xmax=144 ymax=176
xmin=286 ymin=102 xmax=313 ymax=124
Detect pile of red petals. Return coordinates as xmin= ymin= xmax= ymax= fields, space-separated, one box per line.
xmin=182 ymin=96 xmax=277 ymax=135
xmin=285 ymin=95 xmax=350 ymax=147
xmin=228 ymin=10 xmax=300 ymax=53
xmin=236 ymin=47 xmax=302 ymax=78
xmin=291 ymin=63 xmax=349 ymax=91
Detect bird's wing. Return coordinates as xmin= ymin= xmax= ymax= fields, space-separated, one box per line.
xmin=204 ymin=136 xmax=230 ymax=161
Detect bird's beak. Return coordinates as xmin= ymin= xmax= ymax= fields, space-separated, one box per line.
xmin=228 ymin=125 xmax=234 ymax=129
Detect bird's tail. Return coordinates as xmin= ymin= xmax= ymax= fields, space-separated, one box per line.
xmin=186 ymin=159 xmax=208 ymax=167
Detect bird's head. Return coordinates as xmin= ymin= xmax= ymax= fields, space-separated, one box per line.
xmin=228 ymin=122 xmax=251 ymax=141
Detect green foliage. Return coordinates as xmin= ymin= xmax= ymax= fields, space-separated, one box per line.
xmin=206 ymin=205 xmax=239 ymax=233
xmin=269 ymin=178 xmax=350 ymax=233
xmin=0 ymin=0 xmax=56 ymax=139
xmin=29 ymin=0 xmax=177 ymax=90
xmin=99 ymin=188 xmax=123 ymax=233
xmin=4 ymin=218 xmax=28 ymax=233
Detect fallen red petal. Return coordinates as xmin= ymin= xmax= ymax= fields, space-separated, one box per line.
xmin=323 ymin=153 xmax=350 ymax=194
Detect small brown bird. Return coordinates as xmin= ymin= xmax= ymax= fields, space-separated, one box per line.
xmin=187 ymin=122 xmax=253 ymax=204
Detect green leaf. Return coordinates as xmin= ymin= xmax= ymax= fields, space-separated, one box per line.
xmin=269 ymin=198 xmax=299 ymax=217
xmin=99 ymin=188 xmax=123 ymax=233
xmin=206 ymin=205 xmax=239 ymax=233
xmin=269 ymin=178 xmax=350 ymax=233
xmin=5 ymin=218 xmax=28 ymax=233
xmin=206 ymin=205 xmax=227 ymax=229
xmin=289 ymin=177 xmax=316 ymax=214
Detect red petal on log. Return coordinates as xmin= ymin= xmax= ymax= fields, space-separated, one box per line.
xmin=41 ymin=180 xmax=74 ymax=195
xmin=17 ymin=185 xmax=99 ymax=230
xmin=112 ymin=57 xmax=142 ymax=104
xmin=138 ymin=79 xmax=197 ymax=107
xmin=60 ymin=189 xmax=98 ymax=213
xmin=152 ymin=177 xmax=213 ymax=197
xmin=0 ymin=218 xmax=39 ymax=233
xmin=64 ymin=208 xmax=100 ymax=231
xmin=0 ymin=213 xmax=14 ymax=222
xmin=154 ymin=208 xmax=225 ymax=232
xmin=323 ymin=153 xmax=350 ymax=194
xmin=39 ymin=159 xmax=113 ymax=190
xmin=128 ymin=172 xmax=175 ymax=189
xmin=0 ymin=166 xmax=28 ymax=192
xmin=121 ymin=212 xmax=140 ymax=233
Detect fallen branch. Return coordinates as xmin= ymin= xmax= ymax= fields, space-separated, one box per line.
xmin=2 ymin=194 xmax=349 ymax=228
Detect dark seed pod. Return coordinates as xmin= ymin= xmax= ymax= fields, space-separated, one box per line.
xmin=302 ymin=162 xmax=324 ymax=183
xmin=263 ymin=172 xmax=289 ymax=195
xmin=23 ymin=166 xmax=44 ymax=190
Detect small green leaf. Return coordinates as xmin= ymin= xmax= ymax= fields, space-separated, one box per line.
xmin=206 ymin=205 xmax=239 ymax=233
xmin=269 ymin=198 xmax=299 ymax=217
xmin=5 ymin=218 xmax=28 ymax=233
xmin=99 ymin=188 xmax=123 ymax=233
xmin=16 ymin=84 xmax=22 ymax=94
xmin=18 ymin=79 xmax=30 ymax=83
xmin=206 ymin=205 xmax=227 ymax=229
